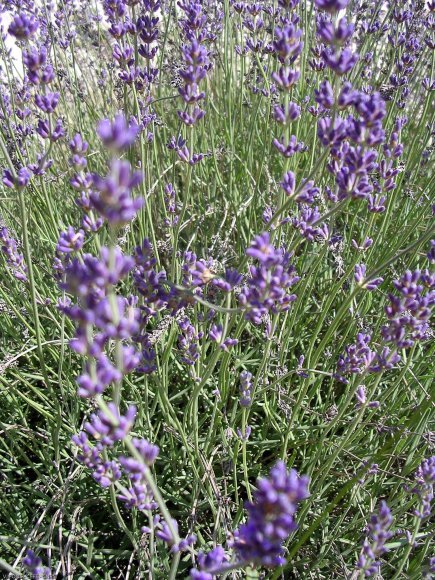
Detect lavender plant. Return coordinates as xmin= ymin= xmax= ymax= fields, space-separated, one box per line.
xmin=0 ymin=0 xmax=434 ymax=578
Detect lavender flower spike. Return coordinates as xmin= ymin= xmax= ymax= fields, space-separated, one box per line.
xmin=8 ymin=13 xmax=39 ymax=40
xmin=408 ymin=456 xmax=435 ymax=519
xmin=97 ymin=113 xmax=140 ymax=151
xmin=314 ymin=0 xmax=349 ymax=13
xmin=357 ymin=501 xmax=393 ymax=577
xmin=354 ymin=264 xmax=383 ymax=290
xmin=190 ymin=462 xmax=309 ymax=577
xmin=22 ymin=550 xmax=51 ymax=578
xmin=232 ymin=461 xmax=309 ymax=566
xmin=0 ymin=227 xmax=28 ymax=282
xmin=239 ymin=370 xmax=253 ymax=407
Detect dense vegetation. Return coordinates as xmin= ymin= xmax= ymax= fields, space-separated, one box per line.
xmin=0 ymin=0 xmax=434 ymax=578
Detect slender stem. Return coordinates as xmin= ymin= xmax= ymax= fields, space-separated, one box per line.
xmin=18 ymin=189 xmax=50 ymax=388
xmin=168 ymin=552 xmax=181 ymax=580
xmin=391 ymin=516 xmax=421 ymax=580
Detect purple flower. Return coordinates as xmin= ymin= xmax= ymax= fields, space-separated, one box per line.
xmin=317 ymin=116 xmax=348 ymax=147
xmin=221 ymin=337 xmax=238 ymax=351
xmin=133 ymin=247 xmax=166 ymax=311
xmin=354 ymin=264 xmax=383 ymax=290
xmin=84 ymin=403 xmax=136 ymax=446
xmin=382 ymin=270 xmax=434 ymax=349
xmin=314 ymin=0 xmax=349 ymax=13
xmin=132 ymin=437 xmax=159 ymax=466
xmin=273 ymin=101 xmax=301 ymax=124
xmin=93 ymin=460 xmax=122 ymax=488
xmin=338 ymin=81 xmax=359 ymax=108
xmin=356 ymin=92 xmax=386 ymax=125
xmin=91 ymin=160 xmax=144 ymax=225
xmin=35 ymin=92 xmax=60 ymax=113
xmin=232 ymin=461 xmax=309 ymax=566
xmin=8 ymin=13 xmax=39 ymax=40
xmin=355 ymin=385 xmax=380 ymax=409
xmin=278 ymin=0 xmax=300 ymax=7
xmin=56 ymin=227 xmax=85 ymax=254
xmin=239 ymin=370 xmax=253 ymax=407
xmin=273 ymin=24 xmax=304 ymax=64
xmin=314 ymin=80 xmax=334 ymax=108
xmin=22 ymin=550 xmax=50 ymax=578
xmin=280 ymin=170 xmax=296 ymax=197
xmin=408 ymin=457 xmax=435 ymax=519
xmin=177 ymin=37 xmax=209 ymax=123
xmin=292 ymin=206 xmax=329 ymax=241
xmin=177 ymin=316 xmax=203 ymax=365
xmin=335 ymin=333 xmax=376 ymax=383
xmin=163 ymin=182 xmax=177 ymax=223
xmin=190 ymin=546 xmax=229 ymax=579
xmin=357 ymin=501 xmax=393 ymax=577
xmin=182 ymin=251 xmax=215 ymax=287
xmin=36 ymin=118 xmax=65 ymax=142
xmin=246 ymin=233 xmax=281 ymax=266
xmin=212 ymin=268 xmax=243 ymax=292
xmin=297 ymin=179 xmax=319 ymax=204
xmin=240 ymin=234 xmax=300 ymax=324
xmin=28 ymin=155 xmax=54 ymax=177
xmin=178 ymin=107 xmax=206 ymax=126
xmin=23 ymin=46 xmax=52 ymax=85
xmin=77 ymin=355 xmax=122 ymax=398
xmin=3 ymin=167 xmax=31 ymax=190
xmin=335 ymin=168 xmax=373 ymax=201
xmin=272 ymin=134 xmax=305 ymax=157
xmin=271 ymin=68 xmax=300 ymax=91
xmin=0 ymin=226 xmax=28 ymax=282
xmin=317 ymin=16 xmax=354 ymax=45
xmin=157 ymin=519 xmax=196 ymax=553
xmin=322 ymin=47 xmax=358 ymax=75
xmin=97 ymin=113 xmax=140 ymax=151
xmin=94 ymin=296 xmax=140 ymax=340
xmin=113 ymin=43 xmax=134 ymax=66
xmin=370 ymin=347 xmax=400 ymax=373
xmin=137 ymin=14 xmax=160 ymax=44
xmin=71 ymin=432 xmax=102 ymax=468
xmin=352 ymin=238 xmax=373 ymax=251
xmin=422 ymin=556 xmax=435 ymax=579
xmin=137 ymin=336 xmax=157 ymax=374
xmin=69 ymin=133 xmax=89 ymax=156
xmin=209 ymin=323 xmax=223 ymax=343
xmin=118 ymin=481 xmax=157 ymax=511
xmin=116 ymin=439 xmax=160 ymax=507
xmin=426 ymin=240 xmax=435 ymax=264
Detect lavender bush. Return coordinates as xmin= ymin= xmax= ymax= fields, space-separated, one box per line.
xmin=0 ymin=0 xmax=434 ymax=578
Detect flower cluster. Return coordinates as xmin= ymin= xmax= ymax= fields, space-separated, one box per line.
xmin=354 ymin=264 xmax=383 ymax=291
xmin=104 ymin=0 xmax=160 ymax=92
xmin=1 ymin=1 xmax=433 ymax=579
xmin=239 ymin=233 xmax=300 ymax=324
xmin=190 ymin=461 xmax=309 ymax=576
xmin=382 ymin=270 xmax=434 ymax=349
xmin=73 ymin=411 xmax=161 ymax=513
xmin=178 ymin=38 xmax=209 ymax=126
xmin=0 ymin=226 xmax=27 ymax=282
xmin=22 ymin=549 xmax=50 ymax=579
xmin=357 ymin=501 xmax=394 ymax=577
xmin=271 ymin=17 xmax=305 ymax=159
xmin=231 ymin=461 xmax=309 ymax=566
xmin=335 ymin=333 xmax=400 ymax=384
xmin=178 ymin=316 xmax=203 ymax=366
xmin=239 ymin=370 xmax=253 ymax=407
xmin=407 ymin=456 xmax=435 ymax=519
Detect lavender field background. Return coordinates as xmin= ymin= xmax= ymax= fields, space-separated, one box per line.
xmin=0 ymin=0 xmax=434 ymax=578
